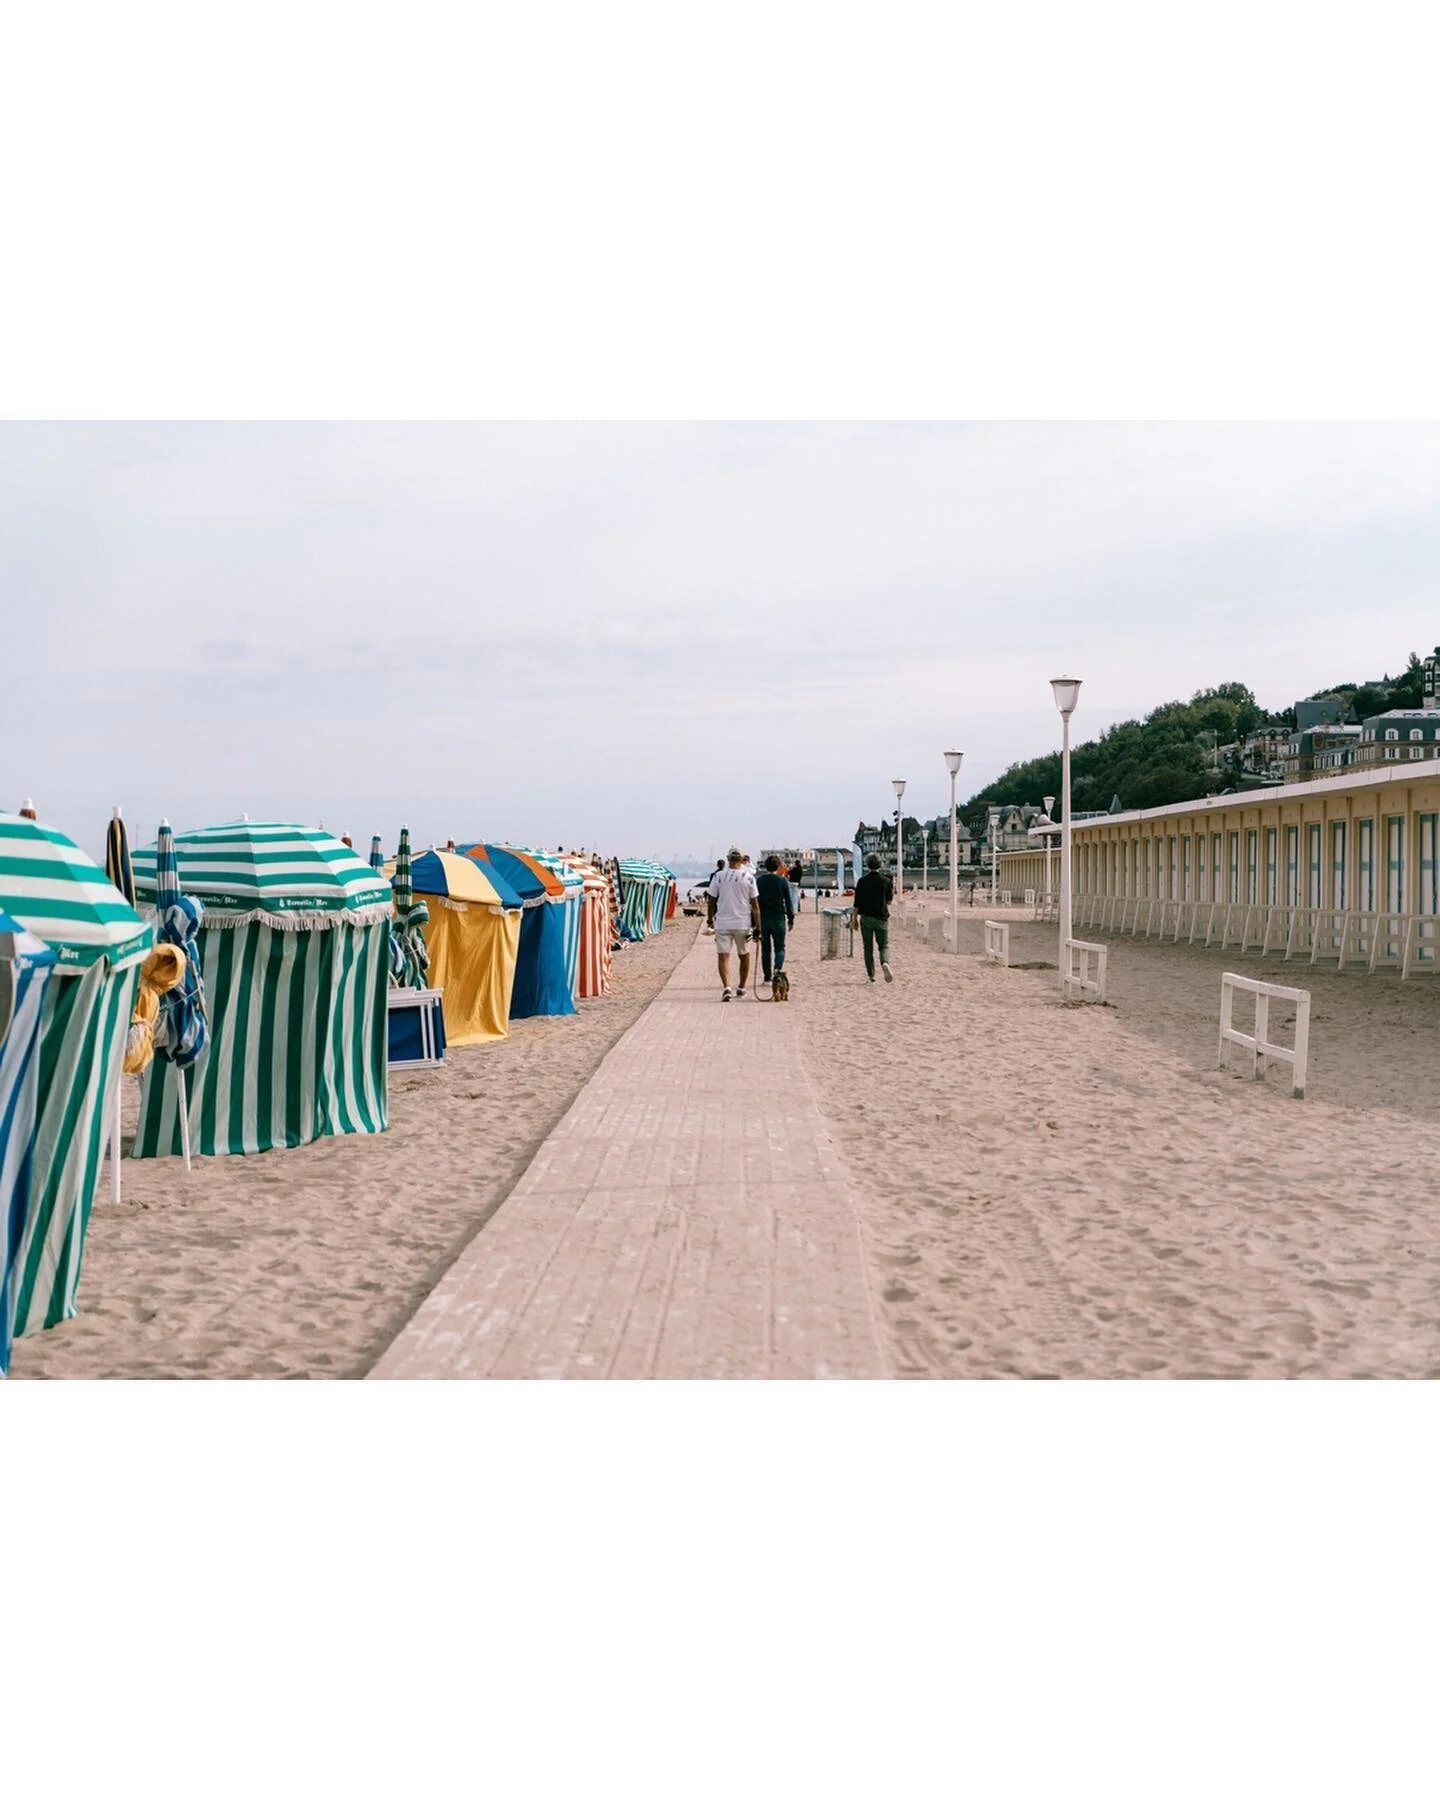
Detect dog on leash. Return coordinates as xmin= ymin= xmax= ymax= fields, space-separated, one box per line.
xmin=770 ymin=968 xmax=791 ymax=1002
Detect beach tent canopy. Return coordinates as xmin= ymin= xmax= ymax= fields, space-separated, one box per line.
xmin=0 ymin=813 xmax=152 ymax=1342
xmin=131 ymin=819 xmax=392 ymax=923
xmin=0 ymin=812 xmax=153 ymax=973
xmin=516 ymin=849 xmax=588 ymax=1003
xmin=556 ymin=856 xmax=614 ymax=997
xmin=1 ymin=910 xmax=57 ymax=1376
xmin=131 ymin=822 xmax=389 ymax=1158
xmin=615 ymin=857 xmax=676 ymax=941
xmin=408 ymin=850 xmax=522 ymax=1045
xmin=461 ymin=844 xmax=576 ymax=1019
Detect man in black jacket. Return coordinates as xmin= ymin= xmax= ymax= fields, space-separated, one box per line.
xmin=851 ymin=854 xmax=894 ymax=983
xmin=755 ymin=854 xmax=796 ymax=987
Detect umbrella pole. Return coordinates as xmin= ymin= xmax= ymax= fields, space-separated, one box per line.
xmin=109 ymin=1071 xmax=123 ymax=1203
xmin=176 ymin=1066 xmax=193 ymax=1171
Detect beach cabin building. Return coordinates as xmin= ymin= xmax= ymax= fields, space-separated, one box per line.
xmin=998 ymin=760 xmax=1440 ymax=975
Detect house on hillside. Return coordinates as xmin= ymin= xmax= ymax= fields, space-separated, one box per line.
xmin=1353 ymin=710 xmax=1440 ymax=768
xmin=1285 ymin=721 xmax=1362 ymax=781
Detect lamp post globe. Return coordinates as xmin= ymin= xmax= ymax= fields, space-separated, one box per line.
xmin=1050 ymin=679 xmax=1082 ymax=993
xmin=944 ymin=750 xmax=963 ymax=952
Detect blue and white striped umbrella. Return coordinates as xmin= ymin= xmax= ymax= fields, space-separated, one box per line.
xmin=150 ymin=822 xmax=208 ymax=1070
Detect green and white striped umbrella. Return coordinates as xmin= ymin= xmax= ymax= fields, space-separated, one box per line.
xmin=0 ymin=812 xmax=153 ymax=972
xmin=132 ymin=820 xmax=392 ymax=923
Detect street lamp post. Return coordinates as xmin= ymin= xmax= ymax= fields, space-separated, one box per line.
xmin=988 ymin=806 xmax=1000 ymax=903
xmin=1043 ymin=793 xmax=1056 ymax=911
xmin=944 ymin=750 xmax=963 ymax=952
xmin=1050 ymin=679 xmax=1082 ymax=994
xmin=891 ymin=779 xmax=906 ymax=904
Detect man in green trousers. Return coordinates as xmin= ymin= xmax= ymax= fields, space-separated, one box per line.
xmin=851 ymin=854 xmax=894 ymax=983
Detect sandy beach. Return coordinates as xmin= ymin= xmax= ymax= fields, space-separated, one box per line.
xmin=8 ymin=920 xmax=699 ymax=1379
xmin=10 ymin=897 xmax=1440 ymax=1379
xmin=792 ymin=900 xmax=1440 ymax=1377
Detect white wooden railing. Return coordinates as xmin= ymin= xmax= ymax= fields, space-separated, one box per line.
xmin=983 ymin=920 xmax=1010 ymax=967
xmin=1062 ymin=938 xmax=1108 ymax=1003
xmin=1218 ymin=973 xmax=1311 ymax=1098
xmin=1070 ymin=893 xmax=1437 ymax=977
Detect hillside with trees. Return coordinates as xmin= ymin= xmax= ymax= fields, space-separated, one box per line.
xmin=961 ymin=654 xmax=1426 ymax=830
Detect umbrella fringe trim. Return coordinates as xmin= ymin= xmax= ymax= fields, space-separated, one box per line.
xmin=164 ymin=903 xmax=394 ymax=932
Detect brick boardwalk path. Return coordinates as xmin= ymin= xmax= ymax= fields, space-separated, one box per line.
xmin=369 ymin=928 xmax=887 ymax=1379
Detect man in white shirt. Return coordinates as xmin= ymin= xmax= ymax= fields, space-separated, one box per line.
xmin=705 ymin=846 xmax=762 ymax=1000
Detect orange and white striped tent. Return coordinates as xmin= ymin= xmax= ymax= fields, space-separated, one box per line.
xmin=556 ymin=853 xmax=613 ymax=997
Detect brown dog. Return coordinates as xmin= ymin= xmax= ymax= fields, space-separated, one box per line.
xmin=771 ymin=969 xmax=791 ymax=1002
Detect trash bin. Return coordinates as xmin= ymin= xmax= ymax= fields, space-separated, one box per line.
xmin=820 ymin=908 xmax=853 ymax=961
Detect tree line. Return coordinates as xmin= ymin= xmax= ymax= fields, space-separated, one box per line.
xmin=960 ymin=655 xmax=1426 ymax=828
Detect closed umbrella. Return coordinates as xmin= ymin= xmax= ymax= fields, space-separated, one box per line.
xmin=392 ymin=827 xmax=430 ymax=989
xmin=104 ymin=807 xmax=136 ymax=906
xmin=102 ymin=807 xmax=137 ymax=1200
xmin=148 ymin=820 xmax=207 ymax=1171
xmin=372 ymin=836 xmax=404 ymax=984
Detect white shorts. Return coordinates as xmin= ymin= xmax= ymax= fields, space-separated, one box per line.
xmin=713 ymin=928 xmax=753 ymax=955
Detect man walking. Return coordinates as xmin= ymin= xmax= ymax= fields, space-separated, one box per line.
xmin=706 ymin=847 xmax=761 ymax=1000
xmin=755 ymin=854 xmax=796 ymax=987
xmin=851 ymin=853 xmax=894 ymax=984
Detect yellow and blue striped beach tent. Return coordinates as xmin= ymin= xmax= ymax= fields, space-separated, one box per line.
xmin=408 ymin=849 xmax=522 ymax=1045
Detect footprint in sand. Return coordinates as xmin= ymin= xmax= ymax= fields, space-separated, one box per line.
xmin=883 ymin=1282 xmax=916 ymax=1303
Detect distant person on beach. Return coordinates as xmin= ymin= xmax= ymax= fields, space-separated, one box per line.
xmin=788 ymin=858 xmax=803 ymax=913
xmin=851 ymin=854 xmax=894 ymax=984
xmin=755 ymin=854 xmax=796 ymax=988
xmin=706 ymin=847 xmax=761 ymax=1000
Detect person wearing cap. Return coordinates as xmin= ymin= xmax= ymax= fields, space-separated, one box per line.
xmin=706 ymin=847 xmax=761 ymax=1000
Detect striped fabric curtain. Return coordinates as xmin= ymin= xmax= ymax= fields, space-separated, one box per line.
xmin=12 ymin=958 xmax=140 ymax=1336
xmin=1 ymin=920 xmax=55 ymax=1374
xmin=134 ymin=918 xmax=389 ymax=1157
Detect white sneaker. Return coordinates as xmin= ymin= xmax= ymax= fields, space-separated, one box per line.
xmin=735 ymin=986 xmax=748 ymax=998
xmin=882 ymin=963 xmax=893 ymax=982
xmin=721 ymin=987 xmax=733 ymax=1001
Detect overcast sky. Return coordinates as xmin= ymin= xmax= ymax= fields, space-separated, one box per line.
xmin=5 ymin=422 xmax=1439 ymax=867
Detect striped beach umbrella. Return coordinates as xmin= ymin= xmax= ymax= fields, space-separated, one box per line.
xmin=0 ymin=813 xmax=154 ymax=973
xmin=131 ymin=819 xmax=392 ymax=921
xmin=0 ymin=813 xmax=151 ymax=1339
xmin=1 ymin=911 xmax=56 ymax=1376
xmin=104 ymin=808 xmax=135 ymax=907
